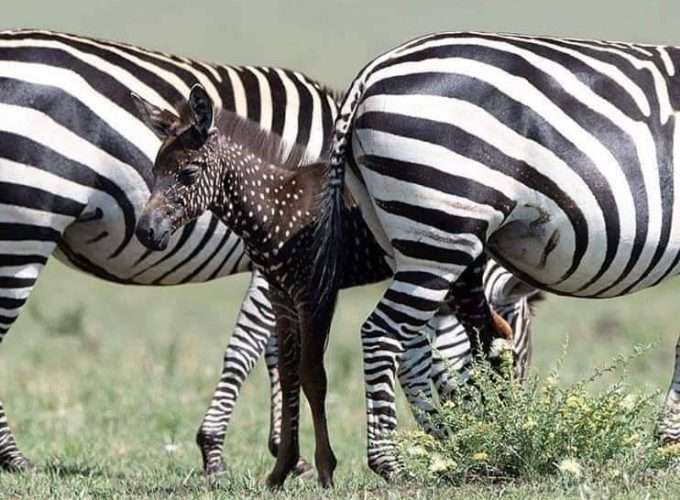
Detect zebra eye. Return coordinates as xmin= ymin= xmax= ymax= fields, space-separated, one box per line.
xmin=178 ymin=165 xmax=201 ymax=186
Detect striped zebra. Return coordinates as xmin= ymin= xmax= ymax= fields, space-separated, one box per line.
xmin=0 ymin=29 xmax=536 ymax=473
xmin=318 ymin=31 xmax=680 ymax=479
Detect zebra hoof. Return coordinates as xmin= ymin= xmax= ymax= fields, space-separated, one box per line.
xmin=368 ymin=458 xmax=404 ymax=482
xmin=0 ymin=456 xmax=34 ymax=473
xmin=204 ymin=459 xmax=226 ymax=477
xmin=196 ymin=430 xmax=226 ymax=476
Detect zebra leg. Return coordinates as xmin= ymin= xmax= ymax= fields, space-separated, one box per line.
xmin=196 ymin=270 xmax=276 ymax=475
xmin=0 ymin=243 xmax=59 ymax=471
xmin=265 ymin=289 xmax=302 ymax=489
xmin=396 ymin=331 xmax=437 ymax=433
xmin=496 ymin=299 xmax=534 ymax=382
xmin=298 ymin=299 xmax=337 ymax=488
xmin=430 ymin=307 xmax=473 ymax=401
xmin=362 ymin=270 xmax=456 ymax=480
xmin=263 ymin=332 xmax=312 ymax=477
xmin=658 ymin=334 xmax=680 ymax=444
xmin=449 ymin=258 xmax=514 ymax=370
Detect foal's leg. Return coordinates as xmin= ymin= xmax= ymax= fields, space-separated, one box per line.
xmin=264 ymin=332 xmax=312 ymax=476
xmin=298 ymin=298 xmax=337 ymax=488
xmin=265 ymin=290 xmax=302 ymax=489
xmin=197 ymin=271 xmax=276 ymax=475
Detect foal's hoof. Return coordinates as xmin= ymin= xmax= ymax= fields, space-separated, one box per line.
xmin=292 ymin=457 xmax=313 ymax=478
xmin=265 ymin=472 xmax=285 ymax=490
xmin=318 ymin=474 xmax=334 ymax=488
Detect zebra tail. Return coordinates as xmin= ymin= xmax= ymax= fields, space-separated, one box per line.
xmin=312 ymin=72 xmax=369 ymax=309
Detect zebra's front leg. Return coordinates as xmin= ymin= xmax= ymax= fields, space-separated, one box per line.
xmin=449 ymin=258 xmax=514 ymax=372
xmin=396 ymin=325 xmax=440 ymax=435
xmin=0 ymin=250 xmax=57 ymax=472
xmin=658 ymin=334 xmax=680 ymax=444
xmin=363 ymin=271 xmax=454 ymax=480
xmin=196 ymin=270 xmax=276 ymax=475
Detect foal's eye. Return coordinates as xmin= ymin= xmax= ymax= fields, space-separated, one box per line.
xmin=178 ymin=165 xmax=201 ymax=186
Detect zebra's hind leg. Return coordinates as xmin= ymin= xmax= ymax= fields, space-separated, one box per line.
xmin=265 ymin=289 xmax=302 ymax=489
xmin=362 ymin=270 xmax=458 ymax=480
xmin=658 ymin=334 xmax=680 ymax=445
xmin=263 ymin=333 xmax=312 ymax=477
xmin=196 ymin=271 xmax=278 ymax=475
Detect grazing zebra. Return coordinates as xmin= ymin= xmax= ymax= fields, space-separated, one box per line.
xmin=0 ymin=29 xmax=537 ymax=474
xmin=0 ymin=28 xmax=339 ymax=472
xmin=315 ymin=30 xmax=680 ymax=479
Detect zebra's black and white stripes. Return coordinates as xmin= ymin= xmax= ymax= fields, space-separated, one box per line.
xmin=321 ymin=31 xmax=680 ymax=478
xmin=0 ymin=29 xmax=537 ymax=473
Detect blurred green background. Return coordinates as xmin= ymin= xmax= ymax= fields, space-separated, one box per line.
xmin=2 ymin=1 xmax=680 ymax=497
xmin=5 ymin=0 xmax=680 ymax=88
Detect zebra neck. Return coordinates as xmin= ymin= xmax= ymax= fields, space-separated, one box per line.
xmin=212 ymin=155 xmax=323 ymax=266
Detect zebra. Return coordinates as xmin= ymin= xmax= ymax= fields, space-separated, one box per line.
xmin=0 ymin=29 xmax=537 ymax=473
xmin=316 ymin=31 xmax=680 ymax=479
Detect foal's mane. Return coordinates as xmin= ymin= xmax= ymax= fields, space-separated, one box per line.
xmin=213 ymin=109 xmax=325 ymax=170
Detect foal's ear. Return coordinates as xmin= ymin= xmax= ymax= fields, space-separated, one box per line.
xmin=188 ymin=84 xmax=214 ymax=139
xmin=130 ymin=92 xmax=178 ymax=139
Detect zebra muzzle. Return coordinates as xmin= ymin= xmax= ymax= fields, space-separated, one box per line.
xmin=135 ymin=206 xmax=173 ymax=251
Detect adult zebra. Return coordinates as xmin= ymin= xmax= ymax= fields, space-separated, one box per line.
xmin=0 ymin=29 xmax=537 ymax=473
xmin=319 ymin=31 xmax=680 ymax=479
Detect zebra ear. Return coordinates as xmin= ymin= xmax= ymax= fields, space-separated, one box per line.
xmin=188 ymin=84 xmax=214 ymax=139
xmin=130 ymin=92 xmax=178 ymax=139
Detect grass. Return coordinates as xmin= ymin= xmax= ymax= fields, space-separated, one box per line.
xmin=1 ymin=261 xmax=680 ymax=498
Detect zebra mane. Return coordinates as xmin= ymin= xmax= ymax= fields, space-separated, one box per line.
xmin=211 ymin=109 xmax=319 ymax=170
xmin=319 ymin=84 xmax=346 ymax=104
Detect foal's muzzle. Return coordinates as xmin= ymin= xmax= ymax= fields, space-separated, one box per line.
xmin=135 ymin=202 xmax=174 ymax=251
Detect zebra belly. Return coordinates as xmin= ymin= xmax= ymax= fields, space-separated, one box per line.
xmin=487 ymin=205 xmax=583 ymax=295
xmin=488 ymin=203 xmax=680 ymax=298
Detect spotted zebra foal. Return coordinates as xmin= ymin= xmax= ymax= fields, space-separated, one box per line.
xmin=134 ymin=84 xmax=344 ymax=488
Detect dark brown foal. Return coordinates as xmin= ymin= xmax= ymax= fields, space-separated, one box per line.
xmin=132 ymin=84 xmax=340 ymax=488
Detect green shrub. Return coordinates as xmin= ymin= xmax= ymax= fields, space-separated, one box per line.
xmin=395 ymin=345 xmax=680 ymax=485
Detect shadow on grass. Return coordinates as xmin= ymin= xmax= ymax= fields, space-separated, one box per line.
xmin=123 ymin=468 xmax=263 ymax=498
xmin=41 ymin=460 xmax=119 ymax=479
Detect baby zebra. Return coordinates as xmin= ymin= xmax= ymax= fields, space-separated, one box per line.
xmin=133 ymin=84 xmax=342 ymax=488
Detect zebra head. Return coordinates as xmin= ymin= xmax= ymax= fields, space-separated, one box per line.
xmin=132 ymin=84 xmax=220 ymax=251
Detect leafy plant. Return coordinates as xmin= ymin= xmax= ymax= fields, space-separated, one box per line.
xmin=395 ymin=345 xmax=680 ymax=486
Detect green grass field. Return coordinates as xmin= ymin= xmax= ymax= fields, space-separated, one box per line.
xmin=1 ymin=261 xmax=680 ymax=498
